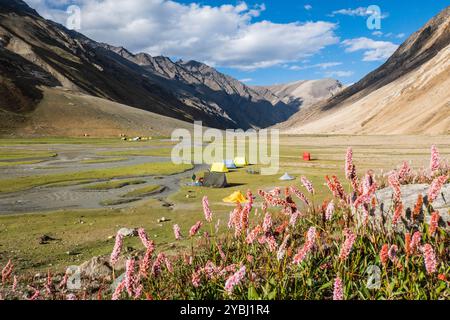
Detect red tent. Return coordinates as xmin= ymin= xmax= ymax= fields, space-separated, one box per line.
xmin=303 ymin=152 xmax=311 ymax=161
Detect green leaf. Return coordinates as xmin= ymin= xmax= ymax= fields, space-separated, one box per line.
xmin=319 ymin=282 xmax=332 ymax=291
xmin=248 ymin=285 xmax=260 ymax=300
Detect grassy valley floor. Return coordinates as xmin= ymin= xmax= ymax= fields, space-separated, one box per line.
xmin=0 ymin=135 xmax=448 ymax=274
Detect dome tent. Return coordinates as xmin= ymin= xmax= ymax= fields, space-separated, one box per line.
xmin=223 ymin=191 xmax=247 ymax=204
xmin=279 ymin=173 xmax=295 ymax=181
xmin=210 ymin=162 xmax=229 ymax=173
xmin=224 ymin=160 xmax=237 ymax=169
xmin=234 ymin=157 xmax=248 ymax=167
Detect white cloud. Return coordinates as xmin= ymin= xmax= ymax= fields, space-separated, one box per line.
xmin=324 ymin=70 xmax=354 ymax=78
xmin=342 ymin=37 xmax=398 ymax=61
xmin=372 ymin=31 xmax=383 ymax=36
xmin=329 ymin=6 xmax=389 ymax=19
xmin=383 ymin=32 xmax=406 ymax=39
xmin=304 ymin=4 xmax=312 ymax=11
xmin=239 ymin=78 xmax=253 ymax=83
xmin=289 ymin=61 xmax=342 ymax=71
xmin=25 ymin=0 xmax=339 ymax=71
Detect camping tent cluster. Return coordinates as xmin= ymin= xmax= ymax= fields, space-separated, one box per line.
xmin=210 ymin=157 xmax=249 ymax=173
xmin=204 ymin=157 xmax=250 ymax=188
xmin=202 ymin=158 xmax=296 ymax=188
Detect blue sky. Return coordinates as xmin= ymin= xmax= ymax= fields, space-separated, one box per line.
xmin=27 ymin=0 xmax=449 ymax=86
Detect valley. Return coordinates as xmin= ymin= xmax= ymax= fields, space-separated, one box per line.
xmin=0 ymin=135 xmax=448 ymax=273
xmin=0 ymin=0 xmax=448 ymax=301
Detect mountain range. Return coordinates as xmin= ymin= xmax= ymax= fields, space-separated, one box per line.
xmin=0 ymin=0 xmax=341 ymax=136
xmin=0 ymin=0 xmax=449 ymax=136
xmin=278 ymin=6 xmax=450 ymax=135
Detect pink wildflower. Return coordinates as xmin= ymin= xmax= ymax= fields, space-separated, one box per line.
xmin=392 ymin=203 xmax=404 ymax=226
xmin=388 ymin=245 xmax=398 ymax=263
xmin=246 ymin=225 xmax=262 ymax=244
xmin=429 ymin=211 xmax=440 ymax=236
xmin=110 ymin=232 xmax=124 ymax=266
xmin=173 ymin=224 xmax=182 ymax=240
xmin=430 ymin=145 xmax=440 ymax=172
xmin=217 ymin=243 xmax=226 ymax=261
xmin=66 ymin=293 xmax=77 ymax=300
xmin=345 ymin=147 xmax=354 ymax=180
xmin=240 ymin=204 xmax=250 ymax=232
xmin=362 ymin=171 xmax=376 ymax=194
xmin=398 ymin=161 xmax=412 ymax=182
xmin=289 ymin=210 xmax=301 ymax=226
xmin=12 ymin=275 xmax=18 ymax=292
xmin=410 ymin=232 xmax=422 ymax=254
xmin=1 ymin=259 xmax=13 ymax=284
xmin=224 ymin=266 xmax=246 ymax=295
xmin=388 ymin=172 xmax=402 ymax=204
xmin=289 ymin=186 xmax=310 ymax=206
xmin=262 ymin=212 xmax=272 ymax=233
xmin=228 ymin=210 xmax=236 ymax=229
xmin=203 ymin=261 xmax=220 ymax=279
xmin=59 ymin=271 xmax=68 ymax=289
xmin=137 ymin=228 xmax=151 ymax=248
xmin=332 ymin=176 xmax=347 ymax=201
xmin=325 ymin=201 xmax=334 ymax=221
xmin=380 ymin=244 xmax=389 ymax=266
xmin=333 ymin=276 xmax=344 ymax=300
xmin=428 ymin=175 xmax=448 ymax=203
xmin=339 ymin=229 xmax=356 ymax=261
xmin=277 ymin=235 xmax=290 ymax=261
xmin=45 ymin=270 xmax=53 ymax=295
xmin=165 ymin=257 xmax=174 ymax=273
xmin=422 ymin=244 xmax=437 ymax=274
xmin=293 ymin=227 xmax=316 ymax=264
xmin=405 ymin=233 xmax=412 ymax=257
xmin=265 ymin=235 xmax=278 ymax=252
xmin=28 ymin=287 xmax=40 ymax=300
xmin=111 ymin=280 xmax=126 ymax=300
xmin=152 ymin=252 xmax=166 ymax=277
xmin=125 ymin=259 xmax=135 ymax=296
xmin=134 ymin=285 xmax=143 ymax=299
xmin=246 ymin=190 xmax=254 ymax=208
xmin=301 ymin=176 xmax=315 ymax=194
xmin=202 ymin=196 xmax=213 ymax=223
xmin=192 ymin=269 xmax=202 ymax=288
xmin=189 ymin=221 xmax=203 ymax=237
xmin=325 ymin=175 xmax=339 ymax=198
xmin=138 ymin=242 xmax=155 ymax=277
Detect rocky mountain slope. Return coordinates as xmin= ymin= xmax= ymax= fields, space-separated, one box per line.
xmin=278 ymin=6 xmax=450 ymax=135
xmin=101 ymin=44 xmax=297 ymax=129
xmin=253 ymin=79 xmax=343 ymax=110
xmin=0 ymin=0 xmax=298 ymax=136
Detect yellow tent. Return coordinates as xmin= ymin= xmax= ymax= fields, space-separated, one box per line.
xmin=223 ymin=191 xmax=247 ymax=204
xmin=234 ymin=157 xmax=248 ymax=167
xmin=210 ymin=162 xmax=229 ymax=173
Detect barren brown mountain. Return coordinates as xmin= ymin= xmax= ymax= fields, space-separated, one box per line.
xmin=0 ymin=0 xmax=298 ymax=136
xmin=252 ymin=79 xmax=343 ymax=110
xmin=278 ymin=6 xmax=450 ymax=135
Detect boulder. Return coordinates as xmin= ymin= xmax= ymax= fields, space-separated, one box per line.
xmin=78 ymin=255 xmax=128 ymax=280
xmin=117 ymin=227 xmax=137 ymax=237
xmin=376 ymin=183 xmax=449 ymax=223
